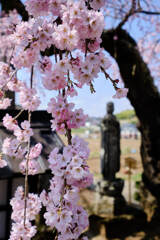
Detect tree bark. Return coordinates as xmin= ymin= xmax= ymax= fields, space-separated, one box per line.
xmin=0 ymin=0 xmax=28 ymax=21
xmin=102 ymin=29 xmax=160 ymax=203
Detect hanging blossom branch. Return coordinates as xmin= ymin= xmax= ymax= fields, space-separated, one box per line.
xmin=101 ymin=66 xmax=119 ymax=90
xmin=23 ymin=110 xmax=31 ymax=226
xmin=0 ymin=1 xmax=128 ymax=239
xmin=23 ymin=65 xmax=34 ymax=227
xmin=1 ymin=62 xmax=42 ymax=237
xmin=101 ymin=67 xmax=128 ymax=98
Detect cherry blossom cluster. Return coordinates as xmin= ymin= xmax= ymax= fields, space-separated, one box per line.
xmin=0 ymin=0 xmax=129 ymax=239
xmin=10 ymin=0 xmax=105 ymax=69
xmin=0 ymin=62 xmax=14 ymax=109
xmin=2 ymin=113 xmax=42 ymax=175
xmin=0 ymin=10 xmax=20 ymax=62
xmin=25 ymin=0 xmax=66 ymax=17
xmin=40 ymin=51 xmax=112 ymax=90
xmin=11 ymin=17 xmax=55 ymax=69
xmin=19 ymin=84 xmax=41 ymax=111
xmin=90 ymin=0 xmax=106 ymax=10
xmin=53 ymin=0 xmax=105 ymax=52
xmin=25 ymin=0 xmax=106 ymax=17
xmin=47 ymin=94 xmax=87 ymax=134
xmin=0 ymin=0 xmax=128 ymax=108
xmin=70 ymin=51 xmax=111 ymax=87
xmin=40 ymin=136 xmax=93 ymax=240
xmin=0 ymin=61 xmax=40 ymax=110
xmin=0 ymin=13 xmax=21 ymax=109
xmin=9 ymin=186 xmax=41 ymax=240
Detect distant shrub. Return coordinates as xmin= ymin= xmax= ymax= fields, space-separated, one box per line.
xmin=116 ymin=110 xmax=136 ymax=120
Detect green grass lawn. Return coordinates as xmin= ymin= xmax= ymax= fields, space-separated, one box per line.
xmin=72 ymin=127 xmax=86 ymax=134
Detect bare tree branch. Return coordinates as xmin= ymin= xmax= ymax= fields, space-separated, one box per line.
xmin=138 ymin=10 xmax=160 ymax=15
xmin=117 ymin=9 xmax=135 ymax=29
xmin=117 ymin=7 xmax=160 ymax=30
xmin=116 ymin=1 xmax=138 ymax=29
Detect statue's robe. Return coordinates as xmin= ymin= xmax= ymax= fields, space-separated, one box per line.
xmin=100 ymin=115 xmax=120 ymax=181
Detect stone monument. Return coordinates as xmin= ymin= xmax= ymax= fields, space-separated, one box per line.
xmin=100 ymin=102 xmax=120 ymax=181
xmin=98 ymin=102 xmax=124 ymax=197
xmin=95 ymin=103 xmax=146 ymax=216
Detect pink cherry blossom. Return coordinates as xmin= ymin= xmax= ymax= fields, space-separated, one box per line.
xmin=43 ymin=69 xmax=67 ymax=90
xmin=0 ymin=156 xmax=7 ymax=168
xmin=39 ymin=56 xmax=52 ymax=73
xmin=0 ymin=2 xmax=119 ymax=239
xmin=0 ymin=98 xmax=11 ymax=109
xmin=3 ymin=114 xmax=18 ymax=131
xmin=90 ymin=0 xmax=106 ymax=10
xmin=113 ymin=88 xmax=129 ymax=98
xmin=10 ymin=187 xmax=41 ymax=240
xmin=2 ymin=138 xmax=20 ymax=157
xmin=47 ymin=94 xmax=88 ymax=134
xmin=14 ymin=121 xmax=33 ymax=142
xmin=19 ymin=159 xmax=40 ymax=175
xmin=29 ymin=143 xmax=42 ymax=159
xmin=25 ymin=0 xmax=50 ymax=17
xmin=19 ymin=85 xmax=40 ymax=111
xmin=53 ymin=24 xmax=79 ymax=51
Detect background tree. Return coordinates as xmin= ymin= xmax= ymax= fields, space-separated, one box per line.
xmin=101 ymin=0 xmax=160 ymax=209
xmin=1 ymin=0 xmax=160 ymax=212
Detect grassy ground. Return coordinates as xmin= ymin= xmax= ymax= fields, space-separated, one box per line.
xmin=84 ymin=133 xmax=142 ymax=179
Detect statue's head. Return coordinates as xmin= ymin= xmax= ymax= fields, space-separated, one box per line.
xmin=107 ymin=102 xmax=114 ymax=114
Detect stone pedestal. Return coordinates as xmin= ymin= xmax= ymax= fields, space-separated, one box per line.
xmin=94 ymin=178 xmax=124 ymax=216
xmin=94 ymin=191 xmax=114 ymax=216
xmin=97 ymin=178 xmax=124 ymax=197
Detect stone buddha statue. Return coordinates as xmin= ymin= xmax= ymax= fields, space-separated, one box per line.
xmin=100 ymin=102 xmax=120 ymax=182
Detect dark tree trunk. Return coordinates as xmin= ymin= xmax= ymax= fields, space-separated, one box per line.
xmin=102 ymin=29 xmax=160 ymax=204
xmin=0 ymin=0 xmax=28 ymax=21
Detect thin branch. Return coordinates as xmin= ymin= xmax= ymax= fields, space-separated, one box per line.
xmin=117 ymin=7 xmax=160 ymax=29
xmin=30 ymin=65 xmax=34 ymax=88
xmin=24 ymin=111 xmax=31 ymax=226
xmin=101 ymin=67 xmax=118 ymax=91
xmin=24 ymin=66 xmax=33 ymax=226
xmin=14 ymin=109 xmax=24 ymax=120
xmin=117 ymin=7 xmax=136 ymax=29
xmin=116 ymin=0 xmax=160 ymax=30
xmin=138 ymin=10 xmax=160 ymax=15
